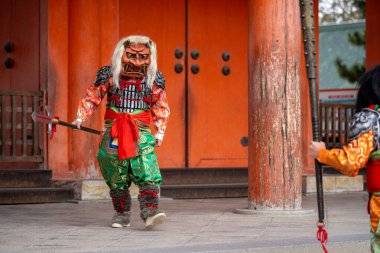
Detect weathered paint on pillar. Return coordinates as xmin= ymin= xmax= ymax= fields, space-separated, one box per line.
xmin=301 ymin=0 xmax=319 ymax=175
xmin=248 ymin=0 xmax=302 ymax=210
xmin=47 ymin=0 xmax=71 ymax=178
xmin=366 ymin=0 xmax=380 ymax=69
xmin=68 ymin=0 xmax=102 ymax=179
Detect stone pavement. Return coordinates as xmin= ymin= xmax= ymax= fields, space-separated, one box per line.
xmin=0 ymin=192 xmax=372 ymax=253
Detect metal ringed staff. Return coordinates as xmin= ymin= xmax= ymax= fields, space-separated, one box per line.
xmin=299 ymin=1 xmax=328 ymax=252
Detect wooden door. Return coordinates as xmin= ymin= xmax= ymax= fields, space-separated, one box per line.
xmin=0 ymin=0 xmax=41 ymax=168
xmin=0 ymin=0 xmax=40 ymax=90
xmin=119 ymin=0 xmax=186 ymax=168
xmin=187 ymin=0 xmax=248 ymax=167
xmin=119 ymin=0 xmax=248 ymax=168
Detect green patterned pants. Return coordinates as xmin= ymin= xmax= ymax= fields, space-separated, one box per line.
xmin=371 ymin=192 xmax=380 ymax=253
xmin=371 ymin=227 xmax=380 ymax=252
xmin=97 ymin=127 xmax=162 ymax=190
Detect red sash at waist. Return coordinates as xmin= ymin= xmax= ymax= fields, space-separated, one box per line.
xmin=104 ymin=109 xmax=150 ymax=160
xmin=366 ymin=160 xmax=380 ymax=193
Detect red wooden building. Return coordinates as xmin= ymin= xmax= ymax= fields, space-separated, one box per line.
xmin=1 ymin=0 xmax=380 ymax=208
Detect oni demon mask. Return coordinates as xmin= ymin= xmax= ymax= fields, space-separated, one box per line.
xmin=121 ymin=41 xmax=151 ymax=79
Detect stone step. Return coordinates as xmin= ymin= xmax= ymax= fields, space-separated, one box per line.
xmin=0 ymin=169 xmax=52 ymax=188
xmin=161 ymin=183 xmax=248 ymax=199
xmin=302 ymin=174 xmax=364 ymax=193
xmin=160 ymin=168 xmax=247 ymax=185
xmin=0 ymin=187 xmax=74 ymax=204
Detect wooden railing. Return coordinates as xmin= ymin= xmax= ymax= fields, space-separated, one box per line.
xmin=0 ymin=90 xmax=44 ymax=162
xmin=319 ymin=102 xmax=356 ymax=149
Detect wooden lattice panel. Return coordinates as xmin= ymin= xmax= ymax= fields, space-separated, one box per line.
xmin=0 ymin=90 xmax=43 ymax=162
xmin=319 ymin=103 xmax=356 ymax=149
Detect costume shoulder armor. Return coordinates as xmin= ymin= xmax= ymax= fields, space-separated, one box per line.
xmin=348 ymin=108 xmax=380 ymax=141
xmin=154 ymin=71 xmax=165 ymax=89
xmin=94 ymin=65 xmax=112 ymax=85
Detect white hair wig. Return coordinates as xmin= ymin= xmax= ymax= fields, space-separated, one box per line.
xmin=111 ymin=35 xmax=157 ymax=89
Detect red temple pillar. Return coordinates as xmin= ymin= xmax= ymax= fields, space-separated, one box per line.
xmin=46 ymin=0 xmax=71 ymax=178
xmin=68 ymin=0 xmax=103 ymax=179
xmin=245 ymin=0 xmax=303 ymax=211
xmin=67 ymin=0 xmax=120 ymax=179
xmin=366 ymin=0 xmax=380 ymax=69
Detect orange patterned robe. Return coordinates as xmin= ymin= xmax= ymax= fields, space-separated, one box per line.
xmin=317 ymin=105 xmax=380 ymax=251
xmin=77 ymin=66 xmax=170 ymax=141
xmin=76 ymin=66 xmax=170 ymax=191
xmin=317 ymin=129 xmax=374 ymax=177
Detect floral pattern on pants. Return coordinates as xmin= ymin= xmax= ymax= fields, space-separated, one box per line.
xmin=97 ymin=127 xmax=162 ymax=190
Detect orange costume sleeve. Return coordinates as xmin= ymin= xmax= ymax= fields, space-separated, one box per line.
xmin=77 ymin=83 xmax=109 ymax=121
xmin=151 ymin=84 xmax=170 ymax=141
xmin=317 ymin=129 xmax=375 ymax=177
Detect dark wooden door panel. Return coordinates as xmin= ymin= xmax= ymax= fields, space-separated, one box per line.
xmin=0 ymin=0 xmax=41 ymax=169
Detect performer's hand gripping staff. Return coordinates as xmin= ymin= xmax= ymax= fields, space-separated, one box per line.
xmin=299 ymin=1 xmax=328 ymax=253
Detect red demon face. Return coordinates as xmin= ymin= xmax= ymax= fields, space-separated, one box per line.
xmin=121 ymin=42 xmax=151 ymax=79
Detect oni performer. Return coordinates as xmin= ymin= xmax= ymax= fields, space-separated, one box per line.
xmin=309 ymin=65 xmax=380 ymax=252
xmin=73 ymin=35 xmax=170 ymax=229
